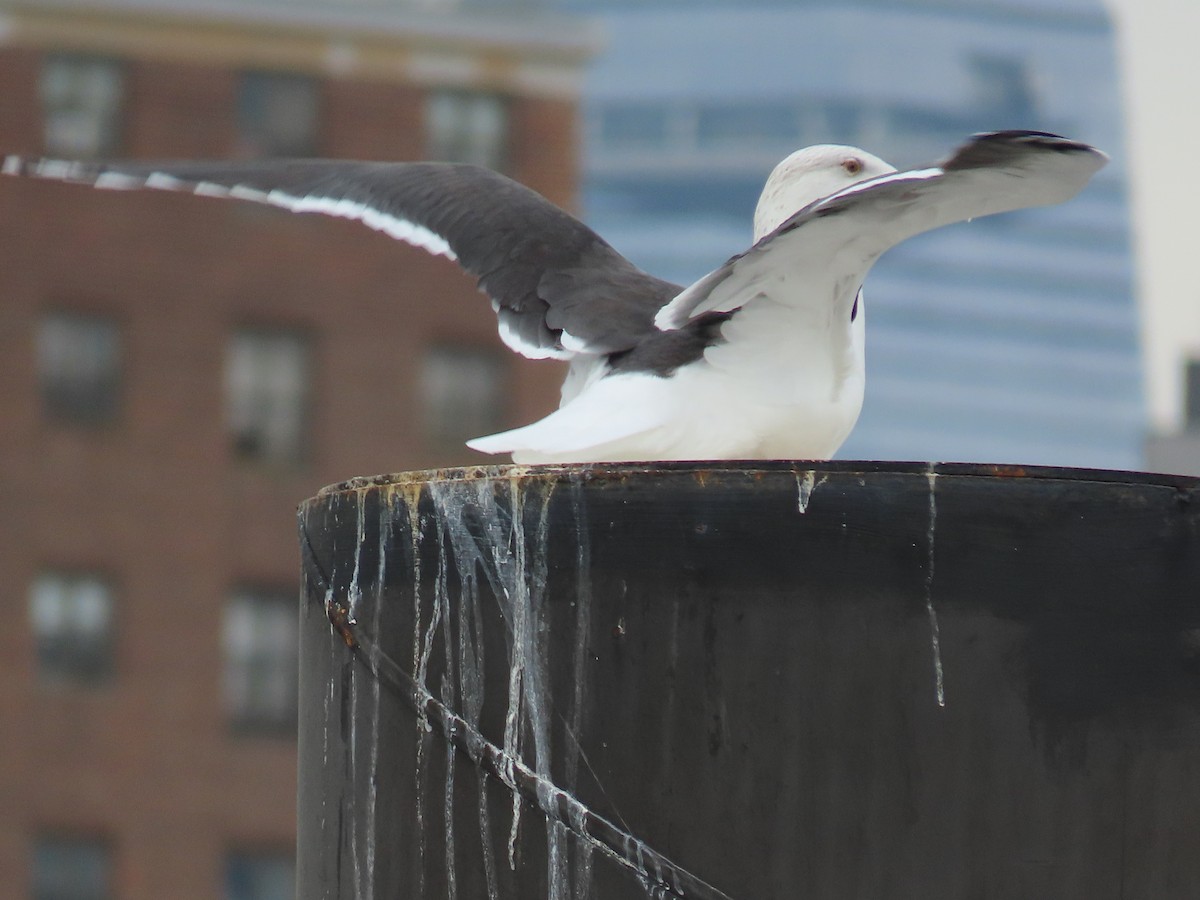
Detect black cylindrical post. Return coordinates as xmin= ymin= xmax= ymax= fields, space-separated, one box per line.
xmin=297 ymin=461 xmax=1200 ymax=899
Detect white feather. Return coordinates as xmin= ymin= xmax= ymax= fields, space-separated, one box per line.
xmin=145 ymin=172 xmax=185 ymax=190
xmin=92 ymin=171 xmax=143 ymax=190
xmin=496 ymin=316 xmax=572 ymax=361
xmin=270 ymin=191 xmax=458 ymax=260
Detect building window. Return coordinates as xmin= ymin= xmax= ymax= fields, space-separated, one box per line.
xmin=236 ymin=71 xmax=320 ymax=158
xmin=224 ymin=588 xmax=298 ymax=734
xmin=420 ymin=344 xmax=508 ymax=450
xmin=225 ymin=329 xmax=310 ymax=464
xmin=425 ymin=89 xmax=508 ymax=169
xmin=32 ymin=835 xmax=112 ymax=900
xmin=40 ymin=54 xmax=124 ymax=158
xmin=30 ymin=572 xmax=114 ymax=685
xmin=38 ymin=312 xmax=121 ymax=426
xmin=227 ymin=851 xmax=295 ymax=900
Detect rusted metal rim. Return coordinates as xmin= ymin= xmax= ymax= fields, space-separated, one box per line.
xmin=310 ymin=459 xmax=1200 ymax=501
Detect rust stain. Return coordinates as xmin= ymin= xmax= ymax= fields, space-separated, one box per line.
xmin=325 ymin=588 xmax=358 ymax=649
xmin=980 ymin=464 xmax=1031 ymax=479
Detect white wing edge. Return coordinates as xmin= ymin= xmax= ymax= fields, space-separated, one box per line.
xmin=3 ymin=155 xmax=459 ymax=261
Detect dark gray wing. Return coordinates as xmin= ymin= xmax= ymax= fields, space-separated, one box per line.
xmin=654 ymin=131 xmax=1107 ymax=330
xmin=1 ymin=156 xmax=680 ymax=359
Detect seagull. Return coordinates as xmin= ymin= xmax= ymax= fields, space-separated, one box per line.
xmin=2 ymin=130 xmax=1106 ymax=463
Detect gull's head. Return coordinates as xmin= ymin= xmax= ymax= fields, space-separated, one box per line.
xmin=753 ymin=145 xmax=896 ymax=241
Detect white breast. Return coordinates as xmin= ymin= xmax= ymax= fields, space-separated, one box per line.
xmin=692 ymin=287 xmax=866 ymax=458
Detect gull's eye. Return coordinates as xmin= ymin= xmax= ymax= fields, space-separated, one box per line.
xmin=842 ymin=157 xmax=864 ymax=175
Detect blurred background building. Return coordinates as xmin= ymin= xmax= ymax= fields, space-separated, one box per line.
xmin=1107 ymin=0 xmax=1200 ymax=476
xmin=0 ymin=0 xmax=1172 ymax=897
xmin=0 ymin=1 xmax=588 ymax=897
xmin=562 ymin=0 xmax=1143 ymax=468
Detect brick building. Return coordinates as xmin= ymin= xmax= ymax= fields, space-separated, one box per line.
xmin=0 ymin=1 xmax=592 ymax=896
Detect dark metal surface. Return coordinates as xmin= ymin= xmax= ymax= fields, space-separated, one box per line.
xmin=297 ymin=461 xmax=1200 ymax=899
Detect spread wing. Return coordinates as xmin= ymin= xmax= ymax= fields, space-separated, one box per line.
xmin=1 ymin=156 xmax=681 ymax=359
xmin=654 ymin=131 xmax=1108 ymax=330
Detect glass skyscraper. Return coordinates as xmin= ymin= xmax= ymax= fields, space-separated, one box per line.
xmin=563 ymin=0 xmax=1141 ymax=468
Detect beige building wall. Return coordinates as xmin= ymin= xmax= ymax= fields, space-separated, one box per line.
xmin=1107 ymin=0 xmax=1200 ymax=436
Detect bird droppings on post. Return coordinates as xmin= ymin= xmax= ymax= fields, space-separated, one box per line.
xmin=924 ymin=466 xmax=946 ymax=709
xmin=302 ymin=468 xmax=740 ymax=899
xmin=794 ymin=470 xmax=829 ymax=514
xmin=297 ymin=461 xmax=1200 ymax=896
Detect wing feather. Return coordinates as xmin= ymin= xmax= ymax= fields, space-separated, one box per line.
xmin=655 ymin=131 xmax=1107 ymax=330
xmin=2 ymin=156 xmax=680 ymax=359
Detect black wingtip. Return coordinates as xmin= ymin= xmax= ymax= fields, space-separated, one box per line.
xmin=944 ymin=130 xmax=1107 ymax=171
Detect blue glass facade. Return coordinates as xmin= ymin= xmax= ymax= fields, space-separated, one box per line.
xmin=563 ymin=0 xmax=1142 ymax=467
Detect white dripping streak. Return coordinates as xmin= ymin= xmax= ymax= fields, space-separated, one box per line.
xmin=422 ymin=476 xmax=703 ymax=899
xmin=520 ymin=483 xmax=568 ymax=900
xmin=320 ymin=581 xmax=336 ymax=842
xmin=439 ymin=549 xmax=460 ymax=900
xmin=569 ymin=795 xmax=595 ymax=900
xmin=407 ymin=496 xmax=425 ymax=731
xmin=348 ymin=494 xmax=366 ymax=617
xmin=477 ymin=765 xmax=500 ymax=900
xmin=426 ymin=482 xmax=498 ymax=897
xmin=459 ymin=540 xmax=500 ymax=900
xmin=399 ymin=679 xmax=711 ymax=900
xmin=925 ymin=467 xmax=946 ymax=708
xmin=445 ymin=736 xmax=458 ymax=900
xmin=429 ymin=477 xmax=569 ymax=893
xmin=796 ymin=471 xmax=816 ymax=513
xmin=347 ymin=493 xmax=367 ymax=898
xmin=566 ymin=476 xmax=595 ymax=898
xmin=364 ymin=495 xmax=391 ymax=899
xmin=426 ymin=479 xmax=528 ymax=879
xmin=501 ymin=480 xmax=529 ymax=871
xmin=410 ymin=498 xmax=449 ymax=898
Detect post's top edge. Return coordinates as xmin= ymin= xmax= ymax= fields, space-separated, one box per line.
xmin=300 ymin=460 xmax=1199 ymax=505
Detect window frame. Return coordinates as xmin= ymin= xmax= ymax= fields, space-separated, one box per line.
xmin=424 ymin=88 xmax=510 ymax=170
xmin=235 ymin=70 xmax=321 ymax=159
xmin=29 ymin=570 xmax=117 ymax=687
xmin=37 ymin=310 xmax=123 ymax=428
xmin=39 ymin=52 xmax=125 ymax=159
xmin=224 ymin=326 xmax=313 ymax=467
xmin=223 ymin=586 xmax=300 ymax=737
